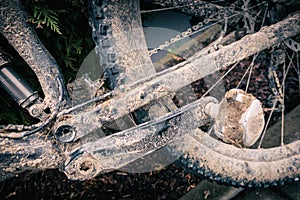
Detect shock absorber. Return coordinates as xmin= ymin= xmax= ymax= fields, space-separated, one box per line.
xmin=0 ymin=48 xmax=42 ymax=117
xmin=0 ymin=65 xmax=40 ymax=108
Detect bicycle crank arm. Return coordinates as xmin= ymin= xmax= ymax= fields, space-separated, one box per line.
xmin=63 ymin=97 xmax=217 ymax=180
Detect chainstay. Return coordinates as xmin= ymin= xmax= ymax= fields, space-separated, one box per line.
xmin=64 ymin=96 xmax=216 ymax=180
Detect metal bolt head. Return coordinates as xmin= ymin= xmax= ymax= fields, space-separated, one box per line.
xmin=54 ymin=124 xmax=76 ymax=143
xmin=64 ymin=153 xmax=101 ymax=181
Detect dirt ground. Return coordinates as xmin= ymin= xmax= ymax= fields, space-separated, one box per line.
xmin=0 ymin=163 xmax=202 ymax=199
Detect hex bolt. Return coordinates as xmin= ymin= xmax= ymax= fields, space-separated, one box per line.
xmin=78 ymin=160 xmax=95 ymax=173
xmin=30 ymin=107 xmax=40 ymax=116
xmin=64 ymin=153 xmax=101 ymax=181
xmin=28 ymin=102 xmax=44 ymax=118
xmin=54 ymin=125 xmax=76 ymax=143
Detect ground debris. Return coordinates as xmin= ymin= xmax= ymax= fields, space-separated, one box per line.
xmin=0 ymin=163 xmax=202 ymax=199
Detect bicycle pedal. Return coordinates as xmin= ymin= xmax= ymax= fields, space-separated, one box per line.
xmin=207 ymin=89 xmax=265 ymax=147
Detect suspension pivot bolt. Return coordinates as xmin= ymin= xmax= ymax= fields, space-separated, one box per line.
xmin=54 ymin=124 xmax=76 ymax=143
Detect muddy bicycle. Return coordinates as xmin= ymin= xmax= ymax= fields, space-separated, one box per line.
xmin=0 ymin=0 xmax=300 ymax=187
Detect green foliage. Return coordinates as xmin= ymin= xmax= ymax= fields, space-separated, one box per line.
xmin=25 ymin=0 xmax=94 ymax=76
xmin=26 ymin=1 xmax=62 ymax=34
xmin=0 ymin=111 xmax=19 ymax=124
xmin=0 ymin=96 xmax=33 ymax=126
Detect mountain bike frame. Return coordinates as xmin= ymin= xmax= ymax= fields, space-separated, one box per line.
xmin=1 ymin=0 xmax=300 ymax=183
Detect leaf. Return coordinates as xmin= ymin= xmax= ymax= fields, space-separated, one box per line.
xmin=27 ymin=4 xmax=62 ymax=35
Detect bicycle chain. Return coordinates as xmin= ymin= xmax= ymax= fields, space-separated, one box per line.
xmin=266 ymin=48 xmax=285 ymax=111
xmin=148 ymin=1 xmax=236 ymax=56
xmin=148 ymin=18 xmax=216 ymax=56
xmin=149 ymin=0 xmax=271 ymax=57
